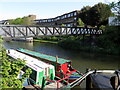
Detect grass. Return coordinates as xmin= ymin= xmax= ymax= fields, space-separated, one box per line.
xmin=33 ymin=39 xmax=58 ymax=44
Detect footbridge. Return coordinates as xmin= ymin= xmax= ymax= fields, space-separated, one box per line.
xmin=0 ymin=25 xmax=103 ymax=39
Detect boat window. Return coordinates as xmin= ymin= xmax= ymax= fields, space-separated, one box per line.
xmin=30 ymin=69 xmax=37 ymax=82
xmin=45 ymin=67 xmax=49 ymax=76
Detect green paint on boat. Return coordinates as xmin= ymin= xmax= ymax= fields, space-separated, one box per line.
xmin=17 ymin=48 xmax=70 ymax=64
xmin=50 ymin=69 xmax=54 ymax=80
xmin=38 ymin=71 xmax=44 ymax=85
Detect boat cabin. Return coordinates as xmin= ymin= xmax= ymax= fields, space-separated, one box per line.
xmin=17 ymin=48 xmax=82 ymax=81
xmin=7 ymin=49 xmax=55 ymax=88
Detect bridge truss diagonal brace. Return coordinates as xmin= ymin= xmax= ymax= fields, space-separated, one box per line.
xmin=27 ymin=26 xmax=37 ymax=36
xmin=36 ymin=27 xmax=46 ymax=36
xmin=61 ymin=27 xmax=69 ymax=35
xmin=71 ymin=27 xmax=77 ymax=35
xmin=53 ymin=27 xmax=61 ymax=35
xmin=67 ymin=28 xmax=71 ymax=35
xmin=14 ymin=27 xmax=26 ymax=38
xmin=0 ymin=27 xmax=13 ymax=38
xmin=45 ymin=27 xmax=54 ymax=35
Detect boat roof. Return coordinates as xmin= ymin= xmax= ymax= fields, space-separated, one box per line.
xmin=7 ymin=49 xmax=54 ymax=72
xmin=17 ymin=48 xmax=71 ymax=64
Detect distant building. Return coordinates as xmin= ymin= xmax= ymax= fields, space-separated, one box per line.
xmin=109 ymin=16 xmax=120 ymax=26
xmin=28 ymin=15 xmax=36 ymax=20
xmin=34 ymin=10 xmax=81 ymax=27
xmin=27 ymin=15 xmax=36 ymax=25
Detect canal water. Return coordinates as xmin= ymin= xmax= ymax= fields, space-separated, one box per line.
xmin=3 ymin=41 xmax=120 ymax=72
xmin=3 ymin=41 xmax=120 ymax=87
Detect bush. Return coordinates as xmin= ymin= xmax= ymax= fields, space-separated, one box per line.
xmin=96 ymin=26 xmax=120 ymax=55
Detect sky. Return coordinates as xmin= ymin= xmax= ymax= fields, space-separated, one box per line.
xmin=0 ymin=0 xmax=118 ymax=20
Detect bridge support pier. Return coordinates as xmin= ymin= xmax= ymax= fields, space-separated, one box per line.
xmin=3 ymin=37 xmax=12 ymax=42
xmin=13 ymin=37 xmax=33 ymax=42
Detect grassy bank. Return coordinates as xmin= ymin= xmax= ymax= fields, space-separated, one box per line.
xmin=33 ymin=39 xmax=58 ymax=44
xmin=33 ymin=36 xmax=60 ymax=44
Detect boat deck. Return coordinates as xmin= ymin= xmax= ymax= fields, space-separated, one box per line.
xmin=45 ymin=82 xmax=63 ymax=89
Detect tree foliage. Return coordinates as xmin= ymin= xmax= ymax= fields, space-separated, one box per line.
xmin=9 ymin=16 xmax=32 ymax=25
xmin=0 ymin=49 xmax=32 ymax=88
xmin=90 ymin=3 xmax=111 ymax=27
xmin=79 ymin=6 xmax=91 ymax=27
xmin=80 ymin=3 xmax=112 ymax=28
xmin=77 ymin=18 xmax=84 ymax=27
xmin=96 ymin=26 xmax=120 ymax=54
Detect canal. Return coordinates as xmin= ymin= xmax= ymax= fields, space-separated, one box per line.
xmin=3 ymin=41 xmax=120 ymax=72
xmin=3 ymin=41 xmax=120 ymax=87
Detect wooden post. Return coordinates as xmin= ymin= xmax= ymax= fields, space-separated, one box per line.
xmin=56 ymin=56 xmax=58 ymax=62
xmin=57 ymin=82 xmax=59 ymax=89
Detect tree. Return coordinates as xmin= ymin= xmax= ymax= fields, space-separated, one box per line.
xmin=90 ymin=3 xmax=112 ymax=28
xmin=9 ymin=16 xmax=33 ymax=25
xmin=96 ymin=25 xmax=120 ymax=54
xmin=22 ymin=17 xmax=32 ymax=25
xmin=80 ymin=3 xmax=112 ymax=28
xmin=77 ymin=18 xmax=84 ymax=27
xmin=0 ymin=49 xmax=32 ymax=88
xmin=9 ymin=18 xmax=22 ymax=25
xmin=79 ymin=6 xmax=91 ymax=27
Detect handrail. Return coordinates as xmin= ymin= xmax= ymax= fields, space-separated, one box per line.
xmin=68 ymin=70 xmax=116 ymax=88
xmin=68 ymin=70 xmax=95 ymax=88
xmin=45 ymin=76 xmax=70 ymax=88
xmin=56 ymin=76 xmax=70 ymax=83
xmin=45 ymin=79 xmax=55 ymax=83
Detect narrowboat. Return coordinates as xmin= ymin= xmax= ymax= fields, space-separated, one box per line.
xmin=7 ymin=49 xmax=55 ymax=88
xmin=16 ymin=48 xmax=83 ymax=82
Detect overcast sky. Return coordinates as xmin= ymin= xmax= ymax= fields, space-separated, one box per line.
xmin=0 ymin=0 xmax=118 ymax=20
